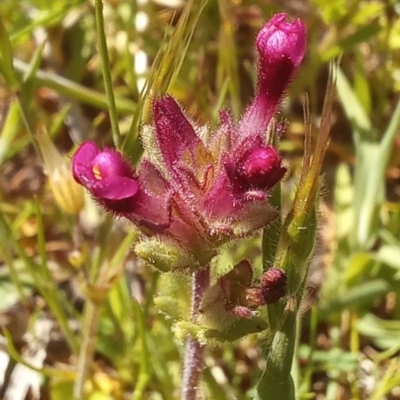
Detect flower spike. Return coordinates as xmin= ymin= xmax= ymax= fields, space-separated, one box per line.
xmin=71 ymin=13 xmax=306 ymax=271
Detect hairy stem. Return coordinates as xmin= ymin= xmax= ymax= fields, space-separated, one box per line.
xmin=181 ymin=268 xmax=210 ymax=400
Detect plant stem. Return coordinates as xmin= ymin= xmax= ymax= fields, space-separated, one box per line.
xmin=94 ymin=0 xmax=121 ymax=147
xmin=131 ymin=300 xmax=150 ymax=400
xmin=73 ymin=300 xmax=100 ymax=400
xmin=181 ymin=268 xmax=210 ymax=400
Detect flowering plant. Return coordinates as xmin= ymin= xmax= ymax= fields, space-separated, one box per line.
xmin=71 ymin=12 xmax=334 ymax=400
xmin=73 ymin=13 xmax=305 ymax=269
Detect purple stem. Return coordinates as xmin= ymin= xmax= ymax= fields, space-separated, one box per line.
xmin=181 ymin=268 xmax=210 ymax=400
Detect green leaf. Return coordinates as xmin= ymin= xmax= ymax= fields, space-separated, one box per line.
xmin=298 ymin=345 xmax=359 ymax=372
xmin=374 ymin=245 xmax=400 ymax=270
xmin=0 ymin=100 xmax=22 ymax=163
xmin=337 ymin=66 xmax=400 ymax=248
xmin=319 ymin=279 xmax=390 ymax=314
xmin=344 ymin=252 xmax=375 ymax=285
xmin=13 ymin=58 xmax=137 ymax=114
xmin=0 ymin=15 xmax=18 ymax=88
xmin=20 ymin=41 xmax=46 ymax=103
xmin=9 ymin=0 xmax=83 ymax=44
xmin=336 ymin=66 xmax=373 ymax=144
xmin=334 ymin=163 xmax=354 ymax=240
xmin=357 ymin=313 xmax=400 ymax=350
xmin=205 ymin=316 xmax=269 ymax=342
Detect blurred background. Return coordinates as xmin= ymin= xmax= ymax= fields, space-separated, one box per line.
xmin=0 ymin=0 xmax=400 ymax=399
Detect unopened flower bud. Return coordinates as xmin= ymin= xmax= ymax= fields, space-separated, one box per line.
xmin=256 ymin=13 xmax=306 ymax=74
xmin=261 ymin=267 xmax=287 ymax=303
xmin=238 ymin=146 xmax=286 ymax=191
xmin=37 ymin=132 xmax=85 ymax=214
xmin=239 ymin=14 xmax=306 ymax=140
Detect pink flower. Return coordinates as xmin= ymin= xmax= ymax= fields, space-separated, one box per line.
xmin=72 ymin=142 xmax=139 ymax=212
xmin=238 ymin=13 xmax=306 ymax=145
xmin=71 ymin=13 xmax=306 ymax=267
xmin=72 ymin=142 xmax=171 ymax=231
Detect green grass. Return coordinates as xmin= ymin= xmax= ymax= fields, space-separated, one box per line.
xmin=1 ymin=0 xmax=400 ymax=399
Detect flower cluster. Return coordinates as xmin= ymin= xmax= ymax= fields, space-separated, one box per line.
xmin=72 ymin=14 xmax=306 ymax=275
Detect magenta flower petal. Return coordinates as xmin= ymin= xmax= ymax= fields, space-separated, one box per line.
xmin=238 ymin=13 xmax=306 ymax=143
xmin=257 ymin=13 xmax=306 ymax=72
xmin=132 ymin=189 xmax=172 ymax=232
xmin=72 ymin=141 xmax=100 ymax=185
xmin=92 ymin=151 xmax=132 ymax=179
xmin=71 ymin=141 xmax=139 ymax=212
xmin=152 ymin=96 xmax=200 ymax=170
xmin=203 ymin=173 xmax=237 ymax=219
xmin=133 ymin=160 xmax=172 ymax=230
xmin=91 ymin=176 xmax=138 ymax=200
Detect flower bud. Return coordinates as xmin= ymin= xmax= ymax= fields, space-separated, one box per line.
xmin=238 ymin=146 xmax=286 ymax=191
xmin=256 ymin=13 xmax=306 ymax=76
xmin=239 ymin=13 xmax=306 ymax=141
xmin=261 ymin=267 xmax=287 ymax=303
xmin=37 ymin=132 xmax=85 ymax=214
